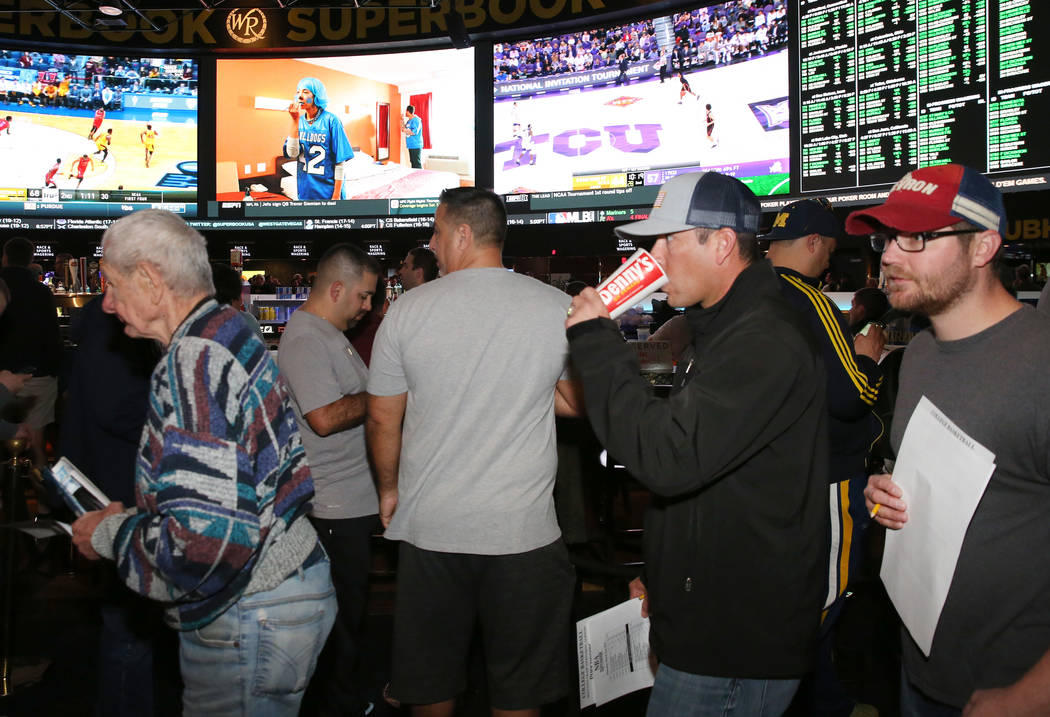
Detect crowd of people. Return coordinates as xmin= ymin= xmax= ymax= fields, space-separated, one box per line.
xmin=0 ymin=51 xmax=196 ymax=110
xmin=2 ymin=157 xmax=1049 ymax=717
xmin=493 ymin=1 xmax=787 ymax=83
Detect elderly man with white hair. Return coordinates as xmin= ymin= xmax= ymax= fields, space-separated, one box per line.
xmin=71 ymin=209 xmax=335 ymax=717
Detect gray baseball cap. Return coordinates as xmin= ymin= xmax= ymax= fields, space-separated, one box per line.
xmin=615 ymin=171 xmax=762 ymax=239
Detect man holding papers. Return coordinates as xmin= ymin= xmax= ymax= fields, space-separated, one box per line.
xmin=854 ymin=164 xmax=1050 ymax=716
xmin=70 ymin=210 xmax=334 ymax=717
xmin=566 ymin=171 xmax=829 ymax=716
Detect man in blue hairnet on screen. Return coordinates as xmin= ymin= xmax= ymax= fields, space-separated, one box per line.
xmin=284 ymin=77 xmax=355 ymax=201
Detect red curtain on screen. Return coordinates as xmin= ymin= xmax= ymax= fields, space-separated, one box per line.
xmin=377 ymin=102 xmax=390 ymax=156
xmin=409 ymin=92 xmax=432 ymax=150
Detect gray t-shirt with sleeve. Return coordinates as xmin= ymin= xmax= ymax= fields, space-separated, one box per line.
xmin=891 ymin=305 xmax=1050 ymax=707
xmin=278 ymin=308 xmax=377 ymax=520
xmin=368 ymin=267 xmax=571 ymax=555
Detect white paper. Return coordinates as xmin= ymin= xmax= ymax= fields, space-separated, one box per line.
xmin=577 ymin=597 xmax=655 ymax=708
xmin=880 ymin=395 xmax=996 ymax=656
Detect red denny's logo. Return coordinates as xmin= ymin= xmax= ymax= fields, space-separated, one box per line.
xmin=597 ymin=249 xmax=668 ymax=319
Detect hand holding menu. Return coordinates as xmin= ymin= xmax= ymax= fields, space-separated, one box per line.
xmin=38 ymin=457 xmax=110 ymax=516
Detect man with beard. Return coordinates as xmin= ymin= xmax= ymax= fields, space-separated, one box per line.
xmin=278 ymin=243 xmax=381 ymax=717
xmin=856 ymin=164 xmax=1050 ymax=717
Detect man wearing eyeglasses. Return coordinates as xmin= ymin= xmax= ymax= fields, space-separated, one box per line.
xmin=854 ymin=164 xmax=1050 ymax=717
xmin=763 ymin=198 xmax=885 ymax=717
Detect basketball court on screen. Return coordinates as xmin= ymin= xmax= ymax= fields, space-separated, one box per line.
xmin=0 ymin=110 xmax=195 ymax=192
xmin=494 ymin=51 xmax=788 ymax=195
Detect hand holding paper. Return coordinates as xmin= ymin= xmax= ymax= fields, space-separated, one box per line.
xmin=864 ymin=473 xmax=909 ymax=530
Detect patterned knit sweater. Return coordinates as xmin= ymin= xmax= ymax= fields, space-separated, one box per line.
xmin=92 ymin=299 xmax=318 ymax=630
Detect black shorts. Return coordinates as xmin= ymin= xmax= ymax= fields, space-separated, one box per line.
xmin=389 ymin=539 xmax=575 ymax=709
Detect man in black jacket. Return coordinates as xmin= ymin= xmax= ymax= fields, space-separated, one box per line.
xmin=0 ymin=237 xmax=62 ymax=467
xmin=566 ymin=171 xmax=829 ymax=717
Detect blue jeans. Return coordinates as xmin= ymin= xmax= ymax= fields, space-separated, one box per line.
xmin=646 ymin=664 xmax=800 ymax=717
xmin=179 ymin=559 xmax=337 ymax=717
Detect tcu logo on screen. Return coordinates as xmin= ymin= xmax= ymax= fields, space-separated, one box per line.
xmin=495 ymin=124 xmax=662 ymax=170
xmin=226 ymin=9 xmax=268 ymax=44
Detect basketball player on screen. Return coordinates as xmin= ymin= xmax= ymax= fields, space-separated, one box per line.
xmin=44 ymin=158 xmax=61 ymax=188
xmin=678 ymin=72 xmax=697 ymax=104
xmin=515 ymin=124 xmax=536 ymax=166
xmin=88 ymin=106 xmax=104 ymax=140
xmin=140 ymin=124 xmax=158 ymax=168
xmin=94 ymin=127 xmax=113 ymax=164
xmin=705 ymin=103 xmax=717 ymax=148
xmin=283 ymin=77 xmax=354 ymax=201
xmin=68 ymin=153 xmax=93 ymax=188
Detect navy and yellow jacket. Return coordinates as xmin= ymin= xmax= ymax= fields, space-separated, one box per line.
xmin=775 ymin=267 xmax=882 ymax=481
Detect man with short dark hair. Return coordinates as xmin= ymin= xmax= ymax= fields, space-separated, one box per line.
xmin=566 ymin=171 xmax=829 ymax=716
xmin=859 ymin=164 xmax=1050 ymax=717
xmin=0 ymin=236 xmax=61 ymax=467
xmin=397 ymin=247 xmax=438 ymax=290
xmin=367 ymin=187 xmax=580 ymax=717
xmin=278 ymin=243 xmax=380 ymax=717
xmin=849 ymin=286 xmax=890 ymax=334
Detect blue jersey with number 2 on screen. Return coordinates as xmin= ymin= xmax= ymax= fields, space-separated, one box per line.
xmin=285 ymin=109 xmax=354 ymax=201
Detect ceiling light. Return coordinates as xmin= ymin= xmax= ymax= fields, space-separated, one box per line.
xmin=98 ymin=3 xmax=122 ymax=15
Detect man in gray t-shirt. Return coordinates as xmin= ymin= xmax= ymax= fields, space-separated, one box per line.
xmin=367 ymin=187 xmax=581 ymax=715
xmin=277 ymin=243 xmax=379 ymax=717
xmin=852 ymin=164 xmax=1050 ymax=715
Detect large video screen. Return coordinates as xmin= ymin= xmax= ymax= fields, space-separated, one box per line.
xmin=0 ymin=50 xmax=198 ymax=230
xmin=493 ymin=1 xmax=790 ymax=226
xmin=212 ymin=49 xmax=475 ymax=231
xmin=794 ymin=0 xmax=1050 ymax=207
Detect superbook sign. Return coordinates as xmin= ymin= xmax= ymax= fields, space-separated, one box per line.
xmin=0 ymin=0 xmax=658 ymax=48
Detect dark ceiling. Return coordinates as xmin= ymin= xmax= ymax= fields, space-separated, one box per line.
xmin=35 ymin=0 xmax=441 ymax=31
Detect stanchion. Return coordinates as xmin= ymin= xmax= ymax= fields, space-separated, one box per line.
xmin=0 ymin=437 xmax=26 ymax=696
xmin=0 ymin=438 xmax=51 ymax=696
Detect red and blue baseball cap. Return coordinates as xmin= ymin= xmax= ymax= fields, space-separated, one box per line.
xmin=845 ymin=164 xmax=1006 ymax=237
xmin=615 ymin=171 xmax=761 ymax=239
xmin=761 ymin=198 xmax=843 ymax=241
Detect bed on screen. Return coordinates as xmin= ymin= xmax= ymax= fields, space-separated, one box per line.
xmin=280 ymin=152 xmax=460 ymax=200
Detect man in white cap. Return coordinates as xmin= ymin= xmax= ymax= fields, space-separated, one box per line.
xmin=859 ymin=164 xmax=1050 ymax=717
xmin=566 ymin=171 xmax=829 ymax=716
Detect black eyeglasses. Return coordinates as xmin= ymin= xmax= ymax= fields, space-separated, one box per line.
xmin=869 ymin=228 xmax=982 ymax=253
